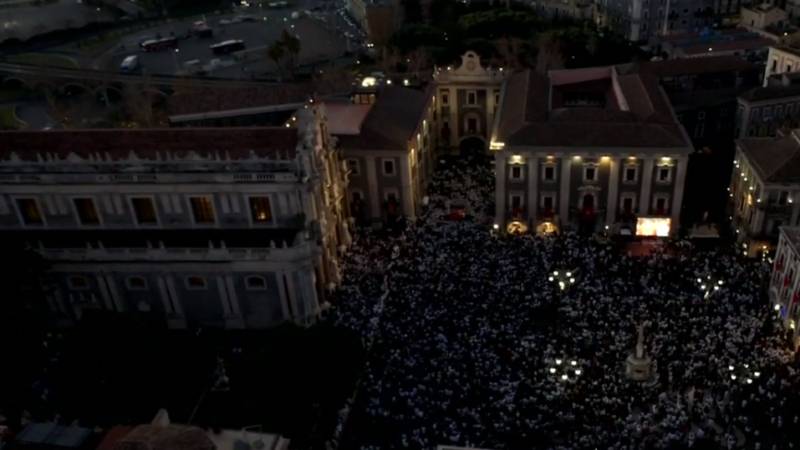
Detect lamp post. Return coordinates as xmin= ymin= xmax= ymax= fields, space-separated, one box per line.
xmin=549 ymin=269 xmax=577 ymax=291
xmin=696 ymin=275 xmax=724 ymax=299
xmin=726 ymin=363 xmax=761 ymax=385
xmin=547 ymin=357 xmax=583 ymax=385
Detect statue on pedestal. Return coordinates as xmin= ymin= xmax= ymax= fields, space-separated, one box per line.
xmin=626 ymin=322 xmax=654 ymax=381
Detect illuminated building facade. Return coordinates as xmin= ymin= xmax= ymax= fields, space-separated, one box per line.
xmin=491 ymin=65 xmax=693 ymax=236
xmin=731 ymin=129 xmax=800 ymax=254
xmin=0 ymin=105 xmax=350 ymax=328
xmin=769 ymin=226 xmax=800 ymax=349
xmin=432 ymin=52 xmax=506 ymax=152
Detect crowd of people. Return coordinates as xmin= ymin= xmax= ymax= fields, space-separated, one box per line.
xmin=327 ymin=156 xmax=800 ymax=450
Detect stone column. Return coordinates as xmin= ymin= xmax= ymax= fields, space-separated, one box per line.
xmin=399 ymin=152 xmax=415 ymax=218
xmin=640 ymin=158 xmax=655 ymax=215
xmin=606 ymin=158 xmax=620 ymax=227
xmin=216 ymin=276 xmax=232 ymax=316
xmin=104 ymin=274 xmax=124 ymax=312
xmin=157 ymin=277 xmax=174 ymax=315
xmin=671 ymin=156 xmax=688 ymax=233
xmin=224 ymin=275 xmax=244 ymax=328
xmin=527 ymin=156 xmax=538 ymax=225
xmin=97 ymin=273 xmax=115 ymax=311
xmin=364 ymin=155 xmax=380 ymax=219
xmin=559 ymin=158 xmax=572 ymax=225
xmin=495 ymin=153 xmax=507 ymax=225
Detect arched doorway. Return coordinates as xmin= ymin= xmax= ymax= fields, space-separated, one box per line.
xmin=459 ymin=136 xmax=486 ymax=158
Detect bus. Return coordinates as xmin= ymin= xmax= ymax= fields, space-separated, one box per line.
xmin=210 ymin=39 xmax=246 ymax=55
xmin=140 ymin=36 xmax=179 ymax=52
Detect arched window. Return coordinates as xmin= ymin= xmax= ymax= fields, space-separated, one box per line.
xmin=245 ymin=276 xmax=267 ymax=291
xmin=126 ymin=276 xmax=148 ymax=290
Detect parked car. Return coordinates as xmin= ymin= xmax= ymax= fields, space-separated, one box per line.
xmin=119 ymin=55 xmax=139 ymax=72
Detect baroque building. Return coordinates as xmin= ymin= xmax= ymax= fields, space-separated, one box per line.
xmin=0 ymin=104 xmax=350 ymax=329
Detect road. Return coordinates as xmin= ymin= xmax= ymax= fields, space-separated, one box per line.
xmin=101 ymin=2 xmax=365 ymax=78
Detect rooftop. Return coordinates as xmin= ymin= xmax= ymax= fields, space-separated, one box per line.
xmin=739 ymin=83 xmax=800 ymax=102
xmin=738 ymin=130 xmax=800 ymax=183
xmin=0 ymin=128 xmax=299 ymax=161
xmin=335 ymin=86 xmax=429 ymax=151
xmin=637 ymin=55 xmax=757 ymax=77
xmin=659 ymin=28 xmax=773 ymax=55
xmin=494 ymin=65 xmax=690 ymax=149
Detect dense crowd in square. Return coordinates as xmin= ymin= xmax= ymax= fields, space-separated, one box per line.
xmin=326 ymin=157 xmax=800 ymax=450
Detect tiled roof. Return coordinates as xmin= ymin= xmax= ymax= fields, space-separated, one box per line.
xmin=738 ymin=131 xmax=800 ymax=183
xmin=637 ymin=55 xmax=757 ymax=77
xmin=113 ymin=425 xmax=214 ymax=450
xmin=0 ymin=128 xmax=299 ymax=161
xmin=336 ymin=86 xmax=429 ymax=151
xmin=739 ymin=84 xmax=800 ymax=102
xmin=496 ymin=67 xmax=690 ymax=149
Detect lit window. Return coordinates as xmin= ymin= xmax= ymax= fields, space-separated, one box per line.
xmin=185 ymin=276 xmax=207 ymax=290
xmin=126 ymin=276 xmax=148 ymax=290
xmin=73 ymin=198 xmax=100 ymax=225
xmin=245 ymin=275 xmax=267 ymax=290
xmin=131 ymin=197 xmax=157 ymax=225
xmin=249 ymin=197 xmax=272 ymax=223
xmin=190 ymin=196 xmax=215 ymax=224
xmin=16 ymin=198 xmax=43 ymax=225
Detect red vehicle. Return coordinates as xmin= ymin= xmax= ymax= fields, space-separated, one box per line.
xmin=140 ymin=36 xmax=179 ymax=52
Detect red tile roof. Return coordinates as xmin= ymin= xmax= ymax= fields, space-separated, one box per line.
xmin=0 ymin=128 xmax=298 ymax=161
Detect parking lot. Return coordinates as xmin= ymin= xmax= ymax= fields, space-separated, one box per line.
xmin=106 ymin=4 xmax=364 ymax=78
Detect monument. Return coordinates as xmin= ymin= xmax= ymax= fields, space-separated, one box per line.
xmin=625 ymin=322 xmax=653 ymax=381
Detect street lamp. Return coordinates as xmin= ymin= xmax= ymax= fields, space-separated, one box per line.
xmin=547 ymin=357 xmax=583 ymax=383
xmin=697 ymin=275 xmax=724 ymax=299
xmin=549 ymin=270 xmax=577 ymax=291
xmin=726 ymin=363 xmax=761 ymax=385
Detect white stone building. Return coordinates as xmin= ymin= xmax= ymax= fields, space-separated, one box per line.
xmin=769 ymin=226 xmax=800 ymax=349
xmin=0 ymin=105 xmax=350 ymax=329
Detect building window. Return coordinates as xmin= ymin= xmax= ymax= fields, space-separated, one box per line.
xmin=245 ymin=275 xmax=267 ymax=291
xmin=510 ymin=165 xmax=524 ymax=181
xmin=657 ymin=166 xmax=672 ymax=183
xmin=788 ymin=64 xmax=793 ymax=73
xmin=697 ymin=111 xmax=706 ymax=121
xmin=185 ymin=276 xmax=208 ymax=290
xmin=621 ymin=195 xmax=636 ymax=214
xmin=583 ymin=165 xmax=597 ymax=183
xmin=694 ymin=123 xmax=705 ymax=138
xmin=131 ymin=197 xmax=157 ymax=225
xmin=466 ymin=90 xmax=477 ymax=106
xmin=466 ymin=117 xmax=478 ymax=133
xmin=15 ymin=198 xmax=43 ymax=225
xmin=543 ymin=164 xmax=556 ymax=182
xmin=440 ymin=91 xmax=449 ymax=106
xmin=510 ymin=193 xmax=523 ymax=215
xmin=541 ymin=194 xmax=555 ymax=212
xmin=624 ymin=166 xmax=638 ymax=183
xmin=772 ymin=59 xmax=778 ymax=73
xmin=780 ymin=191 xmax=790 ymax=206
xmin=190 ymin=196 xmax=215 ymax=224
xmin=654 ymin=196 xmax=669 ymax=215
xmin=73 ymin=198 xmax=100 ymax=225
xmin=347 ymin=158 xmax=360 ymax=176
xmin=382 ymin=158 xmax=396 ymax=176
xmin=249 ymin=196 xmax=272 ymax=223
xmin=126 ymin=276 xmax=148 ymax=291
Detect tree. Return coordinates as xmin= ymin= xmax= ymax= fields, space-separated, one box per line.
xmin=535 ymin=32 xmax=564 ymax=73
xmin=280 ymin=30 xmax=301 ymax=76
xmin=267 ymin=41 xmax=286 ymax=79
